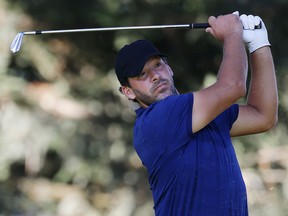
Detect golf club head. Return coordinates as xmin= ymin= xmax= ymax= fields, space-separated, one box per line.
xmin=10 ymin=32 xmax=24 ymax=53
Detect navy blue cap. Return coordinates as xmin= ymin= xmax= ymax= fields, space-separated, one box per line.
xmin=115 ymin=39 xmax=167 ymax=85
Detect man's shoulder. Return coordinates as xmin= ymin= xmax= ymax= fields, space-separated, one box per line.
xmin=155 ymin=93 xmax=193 ymax=109
xmin=136 ymin=93 xmax=193 ymax=117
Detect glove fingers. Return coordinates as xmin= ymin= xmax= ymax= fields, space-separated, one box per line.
xmin=240 ymin=14 xmax=249 ymax=29
xmin=240 ymin=14 xmax=254 ymax=43
xmin=254 ymin=15 xmax=267 ymax=30
xmin=241 ymin=14 xmax=262 ymax=30
xmin=254 ymin=16 xmax=261 ymax=26
xmin=247 ymin=15 xmax=255 ymax=29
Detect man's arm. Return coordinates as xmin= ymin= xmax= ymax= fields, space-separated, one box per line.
xmin=230 ymin=15 xmax=278 ymax=136
xmin=192 ymin=13 xmax=248 ymax=133
xmin=230 ymin=47 xmax=278 ymax=136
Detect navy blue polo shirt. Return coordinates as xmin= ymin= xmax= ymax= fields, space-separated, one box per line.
xmin=134 ymin=93 xmax=248 ymax=216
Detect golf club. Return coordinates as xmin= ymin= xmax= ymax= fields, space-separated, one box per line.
xmin=10 ymin=22 xmax=261 ymax=53
xmin=10 ymin=23 xmax=211 ymax=53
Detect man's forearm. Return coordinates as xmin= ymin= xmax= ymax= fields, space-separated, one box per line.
xmin=217 ymin=34 xmax=248 ymax=97
xmin=247 ymin=46 xmax=278 ymax=129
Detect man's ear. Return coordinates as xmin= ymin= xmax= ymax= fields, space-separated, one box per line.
xmin=120 ymin=86 xmax=136 ymax=100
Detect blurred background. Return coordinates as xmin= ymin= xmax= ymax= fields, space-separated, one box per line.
xmin=0 ymin=0 xmax=287 ymax=215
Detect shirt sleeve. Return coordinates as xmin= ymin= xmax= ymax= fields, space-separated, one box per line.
xmin=227 ymin=104 xmax=240 ymax=129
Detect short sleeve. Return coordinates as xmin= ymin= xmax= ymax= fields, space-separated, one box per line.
xmin=228 ymin=104 xmax=239 ymax=129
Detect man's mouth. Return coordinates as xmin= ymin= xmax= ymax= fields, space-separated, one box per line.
xmin=152 ymin=82 xmax=167 ymax=93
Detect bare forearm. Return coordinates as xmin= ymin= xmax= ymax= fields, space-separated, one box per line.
xmin=248 ymin=46 xmax=278 ymax=128
xmin=217 ymin=35 xmax=248 ymax=97
xmin=206 ymin=13 xmax=248 ymax=96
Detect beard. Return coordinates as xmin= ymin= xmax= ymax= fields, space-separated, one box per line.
xmin=131 ymin=77 xmax=178 ymax=106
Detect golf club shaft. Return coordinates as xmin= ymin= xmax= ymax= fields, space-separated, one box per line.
xmin=11 ymin=22 xmax=262 ymax=53
xmin=22 ymin=23 xmax=210 ymax=35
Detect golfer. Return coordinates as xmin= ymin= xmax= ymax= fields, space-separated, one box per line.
xmin=114 ymin=12 xmax=278 ymax=216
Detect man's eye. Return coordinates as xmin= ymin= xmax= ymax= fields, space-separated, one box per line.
xmin=138 ymin=71 xmax=146 ymax=77
xmin=155 ymin=62 xmax=161 ymax=68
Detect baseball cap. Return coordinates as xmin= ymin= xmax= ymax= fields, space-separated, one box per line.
xmin=114 ymin=39 xmax=167 ymax=85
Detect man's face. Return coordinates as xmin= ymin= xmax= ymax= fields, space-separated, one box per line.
xmin=122 ymin=56 xmax=178 ymax=107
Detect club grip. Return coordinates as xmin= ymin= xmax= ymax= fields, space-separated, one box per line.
xmin=189 ymin=23 xmax=210 ymax=29
xmin=190 ymin=22 xmax=262 ymax=29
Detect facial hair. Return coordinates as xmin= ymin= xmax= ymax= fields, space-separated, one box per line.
xmin=131 ymin=77 xmax=178 ymax=106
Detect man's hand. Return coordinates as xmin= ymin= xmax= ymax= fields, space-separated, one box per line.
xmin=206 ymin=13 xmax=243 ymax=42
xmin=239 ymin=14 xmax=271 ymax=53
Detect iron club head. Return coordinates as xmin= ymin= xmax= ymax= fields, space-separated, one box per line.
xmin=10 ymin=32 xmax=24 ymax=53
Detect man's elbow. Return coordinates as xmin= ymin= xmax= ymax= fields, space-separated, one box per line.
xmin=261 ymin=112 xmax=278 ymax=132
xmin=234 ymin=81 xmax=247 ymax=99
xmin=268 ymin=113 xmax=278 ymax=130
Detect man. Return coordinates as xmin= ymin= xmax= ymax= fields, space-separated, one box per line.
xmin=114 ymin=12 xmax=278 ymax=216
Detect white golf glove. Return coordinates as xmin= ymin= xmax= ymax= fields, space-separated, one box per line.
xmin=239 ymin=14 xmax=271 ymax=53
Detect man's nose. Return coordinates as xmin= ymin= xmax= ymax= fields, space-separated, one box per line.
xmin=150 ymin=69 xmax=161 ymax=82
